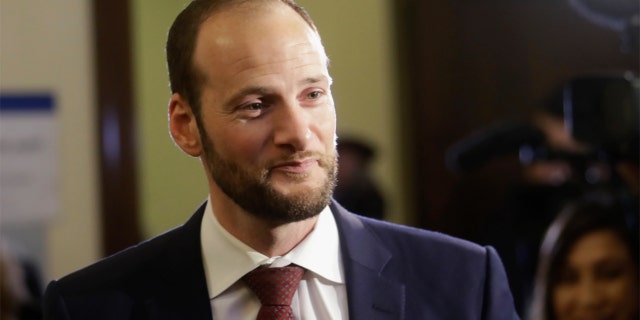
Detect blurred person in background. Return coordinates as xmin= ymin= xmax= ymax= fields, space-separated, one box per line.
xmin=0 ymin=241 xmax=26 ymax=320
xmin=447 ymin=73 xmax=639 ymax=313
xmin=334 ymin=136 xmax=386 ymax=220
xmin=0 ymin=240 xmax=42 ymax=320
xmin=526 ymin=196 xmax=639 ymax=320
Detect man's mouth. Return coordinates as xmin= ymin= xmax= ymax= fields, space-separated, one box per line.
xmin=272 ymin=158 xmax=318 ymax=174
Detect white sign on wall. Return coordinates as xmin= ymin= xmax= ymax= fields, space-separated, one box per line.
xmin=0 ymin=94 xmax=57 ymax=224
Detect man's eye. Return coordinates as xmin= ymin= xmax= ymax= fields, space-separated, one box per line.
xmin=307 ymin=91 xmax=322 ymax=99
xmin=245 ymin=103 xmax=263 ymax=110
xmin=235 ymin=102 xmax=266 ymax=119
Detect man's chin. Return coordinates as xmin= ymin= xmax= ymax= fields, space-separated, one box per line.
xmin=270 ymin=182 xmax=323 ymax=198
xmin=249 ymin=183 xmax=332 ymax=223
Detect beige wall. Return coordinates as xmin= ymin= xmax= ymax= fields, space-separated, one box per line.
xmin=132 ymin=0 xmax=209 ymax=236
xmin=1 ymin=0 xmax=100 ymax=279
xmin=132 ymin=0 xmax=408 ymax=236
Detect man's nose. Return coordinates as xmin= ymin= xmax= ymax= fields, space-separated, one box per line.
xmin=272 ymin=101 xmax=311 ymax=151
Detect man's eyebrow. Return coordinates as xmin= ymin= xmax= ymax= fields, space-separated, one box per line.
xmin=300 ymin=75 xmax=332 ymax=86
xmin=223 ymin=86 xmax=272 ymax=109
xmin=223 ymin=76 xmax=333 ymax=109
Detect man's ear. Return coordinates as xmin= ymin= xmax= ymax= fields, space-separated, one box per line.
xmin=169 ymin=93 xmax=202 ymax=157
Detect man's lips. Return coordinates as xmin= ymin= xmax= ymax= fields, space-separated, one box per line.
xmin=271 ymin=159 xmax=318 ymax=174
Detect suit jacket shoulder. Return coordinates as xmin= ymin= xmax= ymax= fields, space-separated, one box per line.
xmin=44 ymin=204 xmax=212 ymax=320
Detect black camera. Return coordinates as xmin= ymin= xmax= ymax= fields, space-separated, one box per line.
xmin=561 ymin=73 xmax=639 ymax=162
xmin=446 ymin=73 xmax=639 ymax=173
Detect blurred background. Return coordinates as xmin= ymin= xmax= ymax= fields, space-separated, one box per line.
xmin=0 ymin=0 xmax=637 ymax=317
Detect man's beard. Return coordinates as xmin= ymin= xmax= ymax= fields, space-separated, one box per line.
xmin=199 ymin=128 xmax=337 ymax=224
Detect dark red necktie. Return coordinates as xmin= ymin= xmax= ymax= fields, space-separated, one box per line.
xmin=242 ymin=265 xmax=306 ymax=320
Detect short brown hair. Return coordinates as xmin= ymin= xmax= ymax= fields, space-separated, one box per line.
xmin=166 ymin=0 xmax=317 ymax=119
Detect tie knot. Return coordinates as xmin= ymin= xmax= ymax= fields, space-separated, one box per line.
xmin=242 ymin=265 xmax=305 ymax=306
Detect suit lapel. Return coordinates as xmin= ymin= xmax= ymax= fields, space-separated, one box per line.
xmin=331 ymin=201 xmax=405 ymax=320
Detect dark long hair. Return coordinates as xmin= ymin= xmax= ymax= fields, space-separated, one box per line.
xmin=527 ymin=195 xmax=639 ymax=320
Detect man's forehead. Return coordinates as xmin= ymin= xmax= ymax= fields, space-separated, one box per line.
xmin=200 ymin=0 xmax=304 ymax=31
xmin=193 ymin=2 xmax=326 ymax=66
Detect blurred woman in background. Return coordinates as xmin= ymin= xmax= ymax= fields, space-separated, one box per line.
xmin=527 ymin=196 xmax=639 ymax=320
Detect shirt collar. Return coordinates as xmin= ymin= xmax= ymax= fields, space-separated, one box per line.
xmin=200 ymin=197 xmax=344 ymax=299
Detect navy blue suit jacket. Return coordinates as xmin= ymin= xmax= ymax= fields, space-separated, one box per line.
xmin=44 ymin=200 xmax=520 ymax=319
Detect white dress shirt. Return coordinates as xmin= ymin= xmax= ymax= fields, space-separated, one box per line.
xmin=200 ymin=198 xmax=349 ymax=320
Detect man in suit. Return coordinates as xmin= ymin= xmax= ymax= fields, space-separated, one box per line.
xmin=44 ymin=0 xmax=520 ymax=319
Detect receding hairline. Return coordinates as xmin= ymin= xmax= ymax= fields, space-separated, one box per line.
xmin=190 ymin=0 xmax=327 ymax=88
xmin=200 ymin=0 xmax=317 ymax=32
xmin=194 ymin=0 xmax=323 ymax=54
xmin=166 ymin=0 xmax=322 ymax=111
